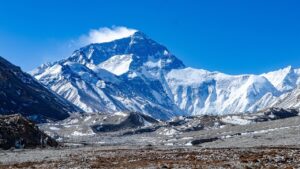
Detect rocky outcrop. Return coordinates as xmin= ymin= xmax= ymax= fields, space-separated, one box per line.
xmin=0 ymin=114 xmax=58 ymax=150
xmin=91 ymin=112 xmax=159 ymax=133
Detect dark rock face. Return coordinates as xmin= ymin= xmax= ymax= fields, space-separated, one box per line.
xmin=266 ymin=108 xmax=298 ymax=119
xmin=91 ymin=112 xmax=158 ymax=133
xmin=191 ymin=137 xmax=219 ymax=146
xmin=168 ymin=115 xmax=224 ymax=132
xmin=0 ymin=56 xmax=81 ymax=123
xmin=122 ymin=126 xmax=161 ymax=136
xmin=254 ymin=108 xmax=299 ymax=122
xmin=0 ymin=114 xmax=58 ymax=150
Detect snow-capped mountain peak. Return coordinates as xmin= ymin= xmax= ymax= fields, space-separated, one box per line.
xmin=31 ymin=30 xmax=300 ymax=120
xmin=59 ymin=31 xmax=185 ymax=75
xmin=31 ymin=31 xmax=186 ymax=119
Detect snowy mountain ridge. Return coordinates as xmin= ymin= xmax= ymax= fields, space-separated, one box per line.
xmin=31 ymin=31 xmax=300 ymax=119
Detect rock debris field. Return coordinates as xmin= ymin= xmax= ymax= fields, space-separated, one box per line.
xmin=0 ymin=146 xmax=300 ymax=169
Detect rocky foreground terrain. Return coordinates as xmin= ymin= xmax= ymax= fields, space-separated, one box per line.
xmin=0 ymin=109 xmax=299 ymax=168
xmin=39 ymin=108 xmax=300 ymax=147
xmin=0 ymin=146 xmax=300 ymax=168
xmin=0 ymin=115 xmax=57 ymax=150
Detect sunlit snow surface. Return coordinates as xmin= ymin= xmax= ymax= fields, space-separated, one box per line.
xmin=98 ymin=54 xmax=133 ymax=76
xmin=262 ymin=66 xmax=300 ymax=92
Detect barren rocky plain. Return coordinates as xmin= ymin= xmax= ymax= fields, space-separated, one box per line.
xmin=1 ymin=111 xmax=300 ymax=168
xmin=0 ymin=146 xmax=300 ymax=168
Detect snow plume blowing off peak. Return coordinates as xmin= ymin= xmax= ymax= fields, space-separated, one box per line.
xmin=79 ymin=26 xmax=137 ymax=45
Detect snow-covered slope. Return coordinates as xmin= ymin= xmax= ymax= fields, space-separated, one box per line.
xmin=98 ymin=54 xmax=133 ymax=76
xmin=262 ymin=66 xmax=300 ymax=92
xmin=31 ymin=30 xmax=300 ymax=119
xmin=272 ymin=86 xmax=300 ymax=109
xmin=165 ymin=68 xmax=280 ymax=115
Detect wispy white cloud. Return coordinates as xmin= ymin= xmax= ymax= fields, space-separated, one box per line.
xmin=38 ymin=26 xmax=137 ymax=67
xmin=79 ymin=26 xmax=137 ymax=45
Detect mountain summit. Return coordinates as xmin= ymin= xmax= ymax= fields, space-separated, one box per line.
xmin=31 ymin=30 xmax=300 ymax=119
xmin=32 ymin=31 xmax=185 ymax=119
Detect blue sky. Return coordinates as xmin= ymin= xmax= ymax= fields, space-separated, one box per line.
xmin=0 ymin=0 xmax=300 ymax=74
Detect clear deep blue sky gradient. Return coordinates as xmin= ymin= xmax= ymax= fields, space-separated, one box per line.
xmin=0 ymin=0 xmax=300 ymax=74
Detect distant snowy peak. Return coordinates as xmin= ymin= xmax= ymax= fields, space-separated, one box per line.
xmin=165 ymin=67 xmax=279 ymax=115
xmin=33 ymin=32 xmax=185 ymax=81
xmin=37 ymin=31 xmax=185 ymax=77
xmin=262 ymin=66 xmax=300 ymax=92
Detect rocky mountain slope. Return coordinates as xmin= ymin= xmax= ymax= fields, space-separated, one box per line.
xmin=272 ymin=86 xmax=300 ymax=109
xmin=0 ymin=56 xmax=81 ymax=122
xmin=31 ymin=31 xmax=300 ymax=119
xmin=0 ymin=114 xmax=58 ymax=150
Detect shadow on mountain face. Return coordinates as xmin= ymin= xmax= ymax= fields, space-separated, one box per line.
xmin=0 ymin=56 xmax=81 ymax=123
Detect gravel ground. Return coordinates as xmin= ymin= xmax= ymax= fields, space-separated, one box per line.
xmin=0 ymin=146 xmax=300 ymax=168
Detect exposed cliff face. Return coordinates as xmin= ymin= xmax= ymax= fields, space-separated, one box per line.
xmin=0 ymin=114 xmax=58 ymax=150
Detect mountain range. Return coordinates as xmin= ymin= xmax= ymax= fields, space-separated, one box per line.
xmin=28 ymin=30 xmax=300 ymax=120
